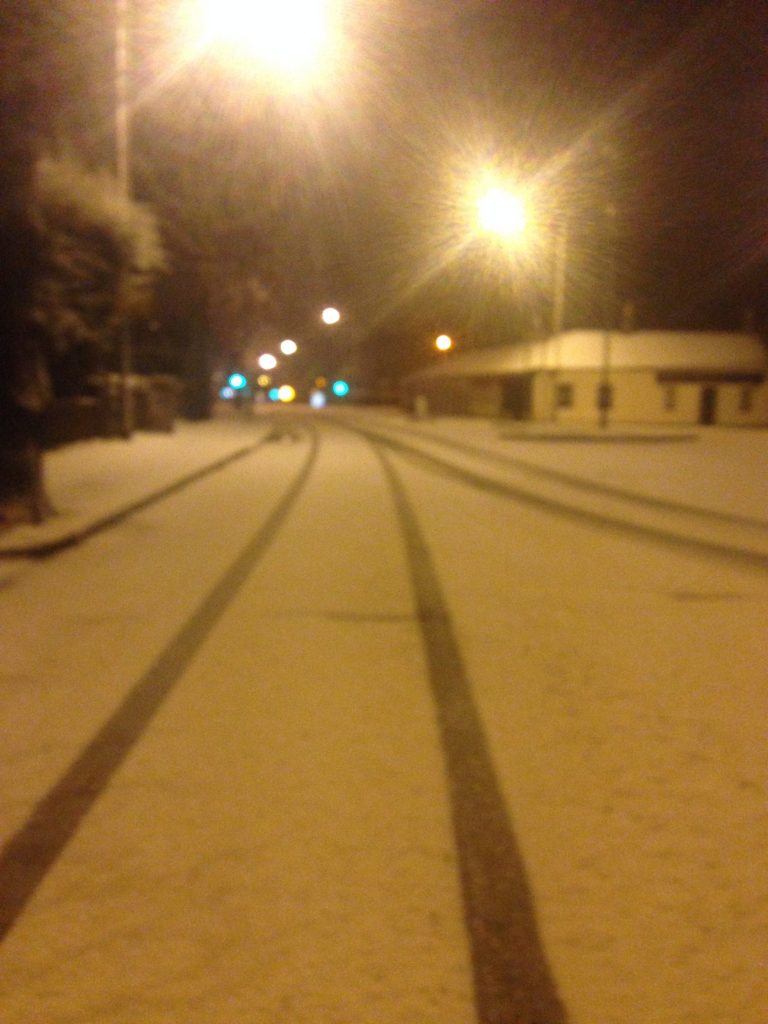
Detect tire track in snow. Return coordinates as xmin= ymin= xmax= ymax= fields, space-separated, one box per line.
xmin=376 ymin=443 xmax=568 ymax=1024
xmin=345 ymin=417 xmax=768 ymax=571
xmin=0 ymin=425 xmax=319 ymax=943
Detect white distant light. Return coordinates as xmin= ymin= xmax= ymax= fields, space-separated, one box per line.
xmin=321 ymin=306 xmax=340 ymax=325
xmin=278 ymin=384 xmax=296 ymax=403
xmin=435 ymin=334 xmax=453 ymax=352
xmin=280 ymin=338 xmax=298 ymax=355
xmin=258 ymin=353 xmax=278 ymax=370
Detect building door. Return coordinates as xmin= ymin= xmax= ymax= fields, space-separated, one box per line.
xmin=699 ymin=386 xmax=717 ymax=425
xmin=501 ymin=375 xmax=532 ymax=420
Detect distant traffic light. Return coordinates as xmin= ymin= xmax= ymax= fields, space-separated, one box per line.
xmin=332 ymin=380 xmax=349 ymax=397
xmin=228 ymin=372 xmax=248 ymax=390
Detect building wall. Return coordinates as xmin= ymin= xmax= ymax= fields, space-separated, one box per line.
xmin=468 ymin=379 xmax=503 ymax=417
xmin=547 ymin=369 xmax=604 ymax=424
xmin=716 ymin=381 xmax=768 ymax=425
xmin=403 ymin=369 xmax=768 ymax=426
xmin=538 ymin=370 xmax=768 ymax=426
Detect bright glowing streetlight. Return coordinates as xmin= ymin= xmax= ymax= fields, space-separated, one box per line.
xmin=476 ymin=185 xmax=528 ymax=239
xmin=280 ymin=338 xmax=298 ymax=355
xmin=192 ymin=0 xmax=334 ymax=79
xmin=258 ymin=353 xmax=278 ymax=370
xmin=321 ymin=306 xmax=341 ymax=325
xmin=435 ymin=334 xmax=453 ymax=352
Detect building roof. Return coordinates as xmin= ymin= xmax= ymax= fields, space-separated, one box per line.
xmin=409 ymin=330 xmax=767 ymax=379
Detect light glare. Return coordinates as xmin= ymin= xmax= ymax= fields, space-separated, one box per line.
xmin=321 ymin=306 xmax=341 ymax=325
xmin=258 ymin=353 xmax=278 ymax=370
xmin=476 ymin=186 xmax=527 ymax=237
xmin=194 ymin=0 xmax=331 ymax=78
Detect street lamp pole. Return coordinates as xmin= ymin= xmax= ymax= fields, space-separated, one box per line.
xmin=548 ymin=217 xmax=568 ymax=421
xmin=598 ymin=201 xmax=618 ymax=429
xmin=115 ymin=0 xmax=130 ymax=196
xmin=551 ymin=218 xmax=568 ymax=336
xmin=115 ymin=0 xmax=133 ymax=436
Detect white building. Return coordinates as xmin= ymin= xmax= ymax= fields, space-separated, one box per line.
xmin=401 ymin=330 xmax=768 ymax=426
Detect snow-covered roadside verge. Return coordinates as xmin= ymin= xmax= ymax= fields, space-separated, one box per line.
xmin=0 ymin=419 xmax=270 ymax=558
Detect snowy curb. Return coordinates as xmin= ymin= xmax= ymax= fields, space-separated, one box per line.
xmin=0 ymin=444 xmax=260 ymax=559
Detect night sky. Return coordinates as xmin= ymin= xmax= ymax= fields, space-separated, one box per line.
xmin=15 ymin=0 xmax=768 ymax=375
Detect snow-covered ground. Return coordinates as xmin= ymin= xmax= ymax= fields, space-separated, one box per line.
xmin=0 ymin=416 xmax=272 ymax=558
xmin=2 ymin=409 xmax=767 ymax=557
xmin=0 ymin=408 xmax=766 ymax=1023
xmin=346 ymin=408 xmax=768 ymax=524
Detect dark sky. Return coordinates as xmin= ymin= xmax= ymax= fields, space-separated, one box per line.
xmin=33 ymin=0 xmax=768 ymax=363
xmin=340 ymin=0 xmax=768 ymax=335
xmin=263 ymin=0 xmax=768 ymax=351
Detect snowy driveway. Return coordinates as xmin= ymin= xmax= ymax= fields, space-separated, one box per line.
xmin=0 ymin=411 xmax=766 ymax=1023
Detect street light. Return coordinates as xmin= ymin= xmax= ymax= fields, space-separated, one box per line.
xmin=472 ymin=177 xmax=567 ymax=332
xmin=435 ymin=334 xmax=453 ymax=352
xmin=192 ymin=0 xmax=335 ymax=82
xmin=113 ymin=0 xmax=340 ymax=435
xmin=476 ymin=185 xmax=528 ymax=239
xmin=470 ymin=174 xmax=569 ymax=421
xmin=321 ymin=306 xmax=341 ymax=325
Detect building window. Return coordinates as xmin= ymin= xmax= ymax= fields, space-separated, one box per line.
xmin=556 ymin=382 xmax=574 ymax=408
xmin=663 ymin=384 xmax=677 ymax=411
xmin=739 ymin=386 xmax=753 ymax=413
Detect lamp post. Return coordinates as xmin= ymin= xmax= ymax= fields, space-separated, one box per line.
xmin=551 ymin=218 xmax=568 ymax=336
xmin=111 ymin=1 xmax=337 ymax=434
xmin=598 ymin=201 xmax=618 ymax=429
xmin=115 ymin=0 xmax=130 ymax=196
xmin=473 ymin=181 xmax=573 ymax=421
xmin=115 ymin=0 xmax=133 ymax=437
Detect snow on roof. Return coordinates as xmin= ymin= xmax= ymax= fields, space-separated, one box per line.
xmin=410 ymin=330 xmax=767 ymax=379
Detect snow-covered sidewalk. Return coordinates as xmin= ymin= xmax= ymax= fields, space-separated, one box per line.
xmin=0 ymin=417 xmax=271 ymax=557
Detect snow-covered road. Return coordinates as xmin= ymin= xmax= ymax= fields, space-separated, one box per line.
xmin=0 ymin=411 xmax=765 ymax=1023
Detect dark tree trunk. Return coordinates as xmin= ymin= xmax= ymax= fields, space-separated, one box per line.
xmin=0 ymin=2 xmax=55 ymax=524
